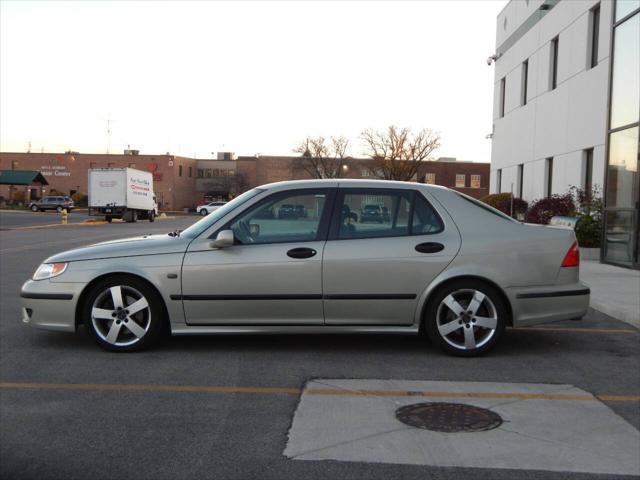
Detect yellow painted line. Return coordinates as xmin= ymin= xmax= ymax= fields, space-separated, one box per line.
xmin=11 ymin=223 xmax=69 ymax=230
xmin=0 ymin=382 xmax=300 ymax=395
xmin=515 ymin=327 xmax=638 ymax=334
xmin=1 ymin=382 xmax=638 ymax=402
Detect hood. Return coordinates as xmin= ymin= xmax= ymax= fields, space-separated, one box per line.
xmin=45 ymin=234 xmax=190 ymax=263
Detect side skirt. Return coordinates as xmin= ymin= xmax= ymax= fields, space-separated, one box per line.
xmin=170 ymin=325 xmax=421 ymax=335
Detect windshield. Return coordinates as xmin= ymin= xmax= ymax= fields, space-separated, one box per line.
xmin=180 ymin=188 xmax=264 ymax=239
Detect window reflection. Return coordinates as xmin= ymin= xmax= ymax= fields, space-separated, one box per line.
xmin=610 ymin=12 xmax=639 ymax=129
xmin=616 ymin=0 xmax=640 ymax=22
xmin=606 ymin=127 xmax=639 ymax=209
xmin=604 ymin=210 xmax=635 ymax=265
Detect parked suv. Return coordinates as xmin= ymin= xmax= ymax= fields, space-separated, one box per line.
xmin=29 ymin=196 xmax=74 ymax=213
xmin=360 ymin=204 xmax=383 ymax=223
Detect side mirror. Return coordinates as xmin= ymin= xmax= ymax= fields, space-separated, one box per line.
xmin=211 ymin=229 xmax=234 ymax=249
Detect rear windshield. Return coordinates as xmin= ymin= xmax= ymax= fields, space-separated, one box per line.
xmin=454 ymin=191 xmax=519 ymax=223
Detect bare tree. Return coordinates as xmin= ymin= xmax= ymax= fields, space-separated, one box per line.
xmin=293 ymin=136 xmax=349 ymax=179
xmin=204 ymin=171 xmax=248 ymax=199
xmin=361 ymin=126 xmax=440 ymax=181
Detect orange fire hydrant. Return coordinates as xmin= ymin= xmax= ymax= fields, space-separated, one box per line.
xmin=61 ymin=208 xmax=68 ymax=225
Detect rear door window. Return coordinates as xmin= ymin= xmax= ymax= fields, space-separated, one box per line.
xmin=333 ymin=189 xmax=443 ymax=240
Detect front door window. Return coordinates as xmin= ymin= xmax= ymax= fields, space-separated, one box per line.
xmin=228 ymin=190 xmax=329 ymax=244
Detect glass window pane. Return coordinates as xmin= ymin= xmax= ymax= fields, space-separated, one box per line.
xmin=606 ymin=126 xmax=639 ymax=208
xmin=604 ymin=210 xmax=635 ymax=265
xmin=616 ymin=0 xmax=640 ymax=22
xmin=610 ymin=12 xmax=639 ymax=129
xmin=229 ymin=191 xmax=327 ymax=244
xmin=339 ymin=191 xmax=411 ymax=239
xmin=412 ymin=194 xmax=444 ymax=234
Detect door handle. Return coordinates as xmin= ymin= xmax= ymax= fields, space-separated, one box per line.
xmin=287 ymin=247 xmax=317 ymax=259
xmin=415 ymin=242 xmax=444 ymax=254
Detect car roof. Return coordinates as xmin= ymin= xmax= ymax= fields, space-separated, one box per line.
xmin=260 ymin=178 xmax=450 ymax=192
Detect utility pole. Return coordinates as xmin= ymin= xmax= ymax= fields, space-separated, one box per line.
xmin=106 ymin=115 xmax=112 ymax=154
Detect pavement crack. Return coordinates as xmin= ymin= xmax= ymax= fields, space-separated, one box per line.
xmin=308 ymin=379 xmax=406 ymax=407
xmin=286 ymin=426 xmax=409 ymax=460
xmin=498 ymin=426 xmax=637 ymax=463
xmin=486 ymin=384 xmax=580 ymax=410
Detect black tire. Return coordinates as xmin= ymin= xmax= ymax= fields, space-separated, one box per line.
xmin=56 ymin=206 xmax=63 ymax=213
xmin=106 ymin=216 xmax=113 ymax=223
xmin=82 ymin=275 xmax=167 ymax=352
xmin=149 ymin=211 xmax=155 ymax=222
xmin=200 ymin=209 xmax=208 ymax=216
xmin=132 ymin=211 xmax=138 ymax=223
xmin=30 ymin=205 xmax=39 ymax=212
xmin=424 ymin=279 xmax=507 ymax=357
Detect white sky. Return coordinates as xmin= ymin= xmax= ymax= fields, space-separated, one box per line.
xmin=0 ymin=0 xmax=506 ymax=160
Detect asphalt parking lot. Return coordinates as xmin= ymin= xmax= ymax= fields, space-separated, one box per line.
xmin=0 ymin=214 xmax=638 ymax=480
xmin=0 ymin=209 xmax=91 ymax=229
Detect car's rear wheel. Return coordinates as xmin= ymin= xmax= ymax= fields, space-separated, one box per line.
xmin=149 ymin=211 xmax=155 ymax=222
xmin=82 ymin=276 xmax=166 ymax=352
xmin=425 ymin=280 xmax=506 ymax=357
xmin=56 ymin=206 xmax=63 ymax=213
xmin=200 ymin=209 xmax=208 ymax=216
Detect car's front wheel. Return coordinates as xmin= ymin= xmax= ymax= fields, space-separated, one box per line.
xmin=82 ymin=276 xmax=166 ymax=352
xmin=30 ymin=205 xmax=39 ymax=212
xmin=425 ymin=280 xmax=506 ymax=357
xmin=200 ymin=209 xmax=208 ymax=216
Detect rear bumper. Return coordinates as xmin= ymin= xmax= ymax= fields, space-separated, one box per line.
xmin=20 ymin=280 xmax=84 ymax=332
xmin=506 ymin=282 xmax=590 ymax=327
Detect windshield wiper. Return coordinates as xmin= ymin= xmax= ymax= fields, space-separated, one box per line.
xmin=167 ymin=229 xmax=182 ymax=237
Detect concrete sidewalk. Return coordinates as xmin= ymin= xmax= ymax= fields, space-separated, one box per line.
xmin=581 ymin=260 xmax=640 ymax=328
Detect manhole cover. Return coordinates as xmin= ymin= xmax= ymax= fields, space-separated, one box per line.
xmin=395 ymin=402 xmax=503 ymax=432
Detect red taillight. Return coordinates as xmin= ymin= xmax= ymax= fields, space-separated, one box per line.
xmin=561 ymin=242 xmax=580 ymax=267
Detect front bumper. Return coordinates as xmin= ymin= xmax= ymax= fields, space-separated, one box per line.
xmin=20 ymin=279 xmax=85 ymax=332
xmin=506 ymin=282 xmax=590 ymax=327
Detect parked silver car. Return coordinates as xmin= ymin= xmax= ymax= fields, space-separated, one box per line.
xmin=21 ymin=180 xmax=589 ymax=356
xmin=29 ymin=195 xmax=74 ymax=213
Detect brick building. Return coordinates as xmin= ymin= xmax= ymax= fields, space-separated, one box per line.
xmin=0 ymin=151 xmax=489 ymax=210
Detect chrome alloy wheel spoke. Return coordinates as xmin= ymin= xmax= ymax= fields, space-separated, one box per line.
xmin=92 ymin=308 xmax=114 ymax=320
xmin=467 ymin=291 xmax=486 ymax=316
xmin=105 ymin=320 xmax=124 ymax=344
xmin=123 ymin=319 xmax=146 ymax=338
xmin=110 ymin=286 xmax=124 ymax=309
xmin=438 ymin=318 xmax=463 ymax=336
xmin=474 ymin=315 xmax=497 ymax=329
xmin=464 ymin=324 xmax=477 ymax=349
xmin=442 ymin=294 xmax=465 ymax=316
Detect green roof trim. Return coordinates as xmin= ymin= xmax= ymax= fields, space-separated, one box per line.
xmin=0 ymin=170 xmax=49 ymax=186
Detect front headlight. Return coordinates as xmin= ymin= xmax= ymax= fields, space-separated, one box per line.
xmin=33 ymin=263 xmax=68 ymax=281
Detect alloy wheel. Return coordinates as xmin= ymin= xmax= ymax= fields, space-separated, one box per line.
xmin=435 ymin=289 xmax=498 ymax=351
xmin=90 ymin=285 xmax=151 ymax=347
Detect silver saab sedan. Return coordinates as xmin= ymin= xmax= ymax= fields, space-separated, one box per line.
xmin=20 ymin=179 xmax=590 ymax=356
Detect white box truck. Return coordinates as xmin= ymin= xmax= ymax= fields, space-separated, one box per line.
xmin=88 ymin=168 xmax=158 ymax=223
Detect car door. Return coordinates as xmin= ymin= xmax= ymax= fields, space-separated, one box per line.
xmin=322 ymin=187 xmax=461 ymax=325
xmin=181 ymin=188 xmax=335 ymax=325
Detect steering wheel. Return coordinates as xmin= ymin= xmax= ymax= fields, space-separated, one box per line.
xmin=237 ymin=220 xmax=254 ymax=243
